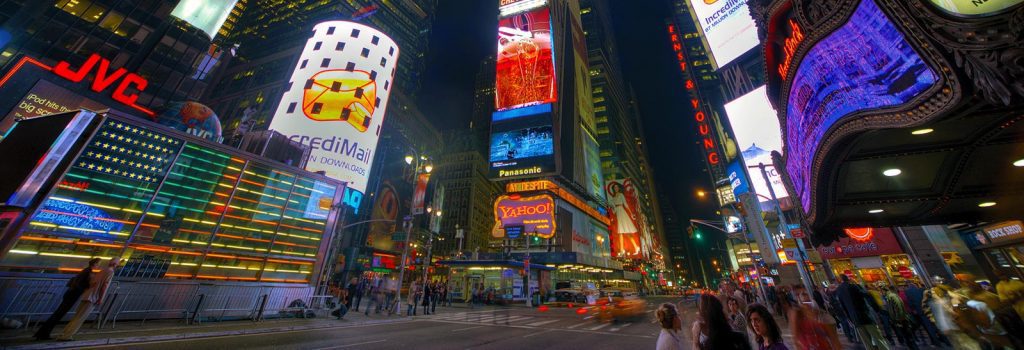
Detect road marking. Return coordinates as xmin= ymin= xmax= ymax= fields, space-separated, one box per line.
xmin=588 ymin=323 xmax=611 ymax=331
xmin=313 ymin=339 xmax=386 ymax=350
xmin=452 ymin=325 xmax=486 ymax=332
xmin=504 ymin=316 xmax=533 ymax=323
xmin=527 ymin=319 xmax=560 ymax=327
xmin=523 ymin=329 xmax=555 ymax=338
xmin=583 ymin=315 xmax=594 ymax=320
xmin=566 ymin=321 xmax=590 ymax=329
xmin=609 ymin=322 xmax=632 ymax=332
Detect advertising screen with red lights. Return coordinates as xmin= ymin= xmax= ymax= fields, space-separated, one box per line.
xmin=495 ymin=7 xmax=556 ymax=111
xmin=492 ymin=194 xmax=556 ymax=239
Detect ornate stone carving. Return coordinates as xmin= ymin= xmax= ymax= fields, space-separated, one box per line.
xmin=795 ymin=0 xmax=841 ymax=27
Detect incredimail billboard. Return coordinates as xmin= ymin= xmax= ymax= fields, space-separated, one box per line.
xmin=686 ymin=0 xmax=760 ymax=69
xmin=269 ymin=21 xmax=399 ymax=194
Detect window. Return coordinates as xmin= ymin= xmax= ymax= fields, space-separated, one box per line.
xmin=371 ymin=36 xmax=379 ymax=45
xmin=336 ymin=42 xmax=345 ymax=51
xmin=351 ymin=28 xmax=360 ymax=37
xmin=320 ymin=58 xmax=330 ymax=67
xmin=300 ymin=60 xmax=308 ymax=68
xmin=360 ymin=48 xmax=369 ymax=57
xmin=326 ymin=27 xmax=335 ymax=35
xmin=313 ymin=42 xmax=322 ymax=50
xmin=345 ymin=62 xmax=355 ymax=71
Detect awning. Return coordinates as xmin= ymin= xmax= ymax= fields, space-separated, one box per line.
xmin=438 ymin=260 xmax=555 ymax=271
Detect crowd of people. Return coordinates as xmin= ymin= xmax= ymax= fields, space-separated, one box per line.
xmin=657 ymin=273 xmax=1024 ymax=350
xmin=328 ymin=277 xmax=452 ymax=319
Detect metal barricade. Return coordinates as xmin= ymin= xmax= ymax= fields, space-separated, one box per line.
xmin=102 ymin=281 xmax=202 ymax=328
xmin=0 ymin=277 xmax=118 ymax=329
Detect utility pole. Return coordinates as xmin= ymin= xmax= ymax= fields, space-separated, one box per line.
xmin=757 ymin=163 xmax=813 ymax=292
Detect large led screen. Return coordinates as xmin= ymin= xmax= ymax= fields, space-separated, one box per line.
xmin=687 ymin=0 xmax=760 ymax=68
xmin=171 ymin=0 xmax=238 ymax=39
xmin=785 ymin=0 xmax=938 ymax=212
xmin=269 ymin=21 xmax=399 ymax=194
xmin=489 ymin=104 xmax=556 ymax=179
xmin=495 ymin=7 xmax=556 ymax=111
xmin=606 ymin=179 xmax=647 ymax=259
xmin=724 ymin=85 xmax=790 ymax=209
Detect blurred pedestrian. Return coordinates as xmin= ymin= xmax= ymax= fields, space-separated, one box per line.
xmin=904 ymin=281 xmax=945 ymax=346
xmin=331 ymin=283 xmax=349 ymax=319
xmin=34 ymin=258 xmax=101 ymax=340
xmin=691 ymin=294 xmax=750 ymax=350
xmin=656 ymin=303 xmax=685 ymax=350
xmin=353 ymin=278 xmax=366 ymax=311
xmin=431 ymin=281 xmax=439 ymax=313
xmin=57 ymin=257 xmax=118 ymax=341
xmin=747 ymin=303 xmax=789 ymax=350
xmin=924 ymin=276 xmax=980 ymax=350
xmin=345 ymin=277 xmax=358 ymax=309
xmin=825 ymin=283 xmax=856 ymax=343
xmin=835 ymin=274 xmax=889 ymax=350
xmin=882 ymin=286 xmax=917 ymax=350
xmin=995 ymin=271 xmax=1024 ymax=319
xmin=421 ymin=281 xmax=432 ymax=315
xmin=407 ymin=279 xmax=420 ymax=316
xmin=727 ymin=296 xmax=755 ymax=349
xmin=789 ymin=285 xmax=838 ymax=350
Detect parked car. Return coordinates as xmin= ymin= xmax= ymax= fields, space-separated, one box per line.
xmin=554 ymin=288 xmax=587 ymax=303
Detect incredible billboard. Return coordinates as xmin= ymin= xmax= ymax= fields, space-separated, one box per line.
xmin=489 ymin=104 xmax=556 ymax=179
xmin=724 ymin=85 xmax=790 ymax=209
xmin=785 ymin=0 xmax=938 ymax=213
xmin=686 ymin=0 xmax=760 ymax=69
xmin=495 ymin=7 xmax=556 ymax=111
xmin=492 ymin=194 xmax=556 ymax=239
xmin=269 ymin=21 xmax=399 ymax=194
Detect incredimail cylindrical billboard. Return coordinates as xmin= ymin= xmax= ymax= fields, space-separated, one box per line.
xmin=269 ymin=21 xmax=399 ymax=194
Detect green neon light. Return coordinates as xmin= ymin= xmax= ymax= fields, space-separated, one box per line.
xmin=185 ymin=144 xmax=230 ymax=160
xmin=65 ymin=172 xmax=156 ymax=193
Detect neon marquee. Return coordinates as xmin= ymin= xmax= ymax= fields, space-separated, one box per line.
xmin=777 ymin=19 xmax=804 ymax=79
xmin=668 ymin=24 xmax=720 ymax=166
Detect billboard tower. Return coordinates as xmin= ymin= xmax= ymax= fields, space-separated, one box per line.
xmin=269 ymin=21 xmax=399 ymax=195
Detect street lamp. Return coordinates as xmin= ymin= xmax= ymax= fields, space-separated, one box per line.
xmin=394 ymin=149 xmax=432 ymax=316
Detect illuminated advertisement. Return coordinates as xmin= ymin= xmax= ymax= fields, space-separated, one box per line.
xmin=785 ymin=0 xmax=938 ymax=212
xmin=724 ymin=85 xmax=790 ymax=208
xmin=606 ymin=179 xmax=646 ymax=259
xmin=726 ymin=160 xmax=749 ymax=198
xmin=34 ymin=198 xmax=124 ymax=238
xmin=582 ymin=129 xmax=604 ymax=201
xmin=170 ymin=0 xmax=238 ymax=39
xmin=499 ymin=0 xmax=548 ymax=17
xmin=928 ymin=0 xmax=1023 ymax=16
xmin=155 ymin=101 xmax=223 ymax=142
xmin=817 ymin=227 xmax=903 ymax=259
xmin=686 ymin=0 xmax=760 ymax=68
xmin=1 ymin=80 xmax=107 ymax=135
xmin=411 ymin=173 xmax=430 ymax=215
xmin=489 ymin=104 xmax=556 ymax=179
xmin=495 ymin=7 xmax=556 ymax=111
xmin=492 ymin=194 xmax=556 ymax=239
xmin=269 ymin=21 xmax=399 ymax=194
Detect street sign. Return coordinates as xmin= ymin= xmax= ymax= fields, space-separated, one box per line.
xmin=505 ymin=225 xmax=524 ymax=239
xmin=790 ymin=228 xmax=805 ymax=238
xmin=787 ymin=223 xmax=801 ymax=231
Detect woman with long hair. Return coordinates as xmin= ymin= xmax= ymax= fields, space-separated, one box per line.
xmin=655 ymin=303 xmax=685 ymax=350
xmin=692 ymin=293 xmax=750 ymax=350
xmin=748 ymin=303 xmax=790 ymax=350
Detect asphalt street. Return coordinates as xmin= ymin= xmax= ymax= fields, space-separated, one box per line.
xmin=95 ymin=297 xmax=679 ymax=350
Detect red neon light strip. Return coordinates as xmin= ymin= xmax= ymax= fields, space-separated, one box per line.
xmin=0 ymin=56 xmax=154 ymax=117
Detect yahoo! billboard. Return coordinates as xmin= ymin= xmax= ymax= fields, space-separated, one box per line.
xmin=785 ymin=0 xmax=938 ymax=213
xmin=492 ymin=194 xmax=556 ymax=239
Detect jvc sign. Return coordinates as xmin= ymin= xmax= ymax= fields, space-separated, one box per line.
xmin=51 ymin=53 xmax=154 ymax=116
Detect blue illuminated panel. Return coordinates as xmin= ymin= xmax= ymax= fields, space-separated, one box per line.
xmin=785 ymin=0 xmax=938 ymax=212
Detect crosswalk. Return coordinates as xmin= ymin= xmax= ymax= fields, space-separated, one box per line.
xmin=421 ymin=312 xmax=641 ymax=334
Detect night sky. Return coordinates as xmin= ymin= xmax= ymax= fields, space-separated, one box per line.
xmin=417 ymin=0 xmax=719 ymax=225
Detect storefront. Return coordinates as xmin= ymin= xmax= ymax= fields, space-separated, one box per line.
xmin=439 ymin=260 xmax=553 ymax=303
xmin=818 ymin=227 xmax=922 ymax=287
xmin=966 ymin=221 xmax=1024 ymax=280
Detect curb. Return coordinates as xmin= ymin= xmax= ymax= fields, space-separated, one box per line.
xmin=4 ymin=317 xmax=412 ymax=349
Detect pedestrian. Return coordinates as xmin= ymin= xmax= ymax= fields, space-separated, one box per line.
xmin=825 ymin=283 xmax=856 ymax=343
xmin=691 ymin=293 xmax=750 ymax=350
xmin=995 ymin=271 xmax=1024 ymax=319
xmin=835 ymin=274 xmax=889 ymax=350
xmin=431 ymin=281 xmax=439 ymax=313
xmin=34 ymin=258 xmax=101 ymax=340
xmin=345 ymin=277 xmax=358 ymax=309
xmin=748 ymin=303 xmax=790 ymax=350
xmin=353 ymin=278 xmax=366 ymax=312
xmin=407 ymin=279 xmax=419 ymax=316
xmin=727 ymin=296 xmax=755 ymax=349
xmin=924 ymin=277 xmax=980 ymax=350
xmin=364 ymin=285 xmax=378 ymax=316
xmin=421 ymin=281 xmax=432 ymax=315
xmin=332 ymin=283 xmax=349 ymax=320
xmin=789 ymin=284 xmax=838 ymax=350
xmin=904 ymin=281 xmax=945 ymax=346
xmin=655 ymin=303 xmax=685 ymax=350
xmin=882 ymin=286 xmax=917 ymax=350
xmin=57 ymin=257 xmax=119 ymax=341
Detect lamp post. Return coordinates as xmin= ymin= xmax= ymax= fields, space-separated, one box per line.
xmin=421 ymin=210 xmax=441 ymax=284
xmin=393 ymin=150 xmax=431 ymax=316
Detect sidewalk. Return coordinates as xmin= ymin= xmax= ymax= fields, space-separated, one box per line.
xmin=0 ymin=302 xmax=504 ymax=349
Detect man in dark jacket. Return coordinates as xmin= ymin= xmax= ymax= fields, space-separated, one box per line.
xmin=34 ymin=258 xmax=101 ymax=340
xmin=836 ymin=274 xmax=890 ymax=350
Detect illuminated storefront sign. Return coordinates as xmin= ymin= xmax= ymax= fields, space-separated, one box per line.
xmin=777 ymin=19 xmax=804 ymax=78
xmin=495 ymin=6 xmax=556 ymax=111
xmin=669 ymin=24 xmax=721 ymax=167
xmin=818 ymin=227 xmax=903 ymax=259
xmin=685 ymin=0 xmax=760 ymax=68
xmin=34 ymin=198 xmax=124 ymax=237
xmin=505 ymin=180 xmax=609 ymax=226
xmin=983 ymin=221 xmax=1024 ymax=244
xmin=492 ymin=194 xmax=556 ymax=239
xmin=785 ymin=0 xmax=938 ymax=213
xmin=269 ymin=21 xmax=398 ymax=195
xmin=927 ymin=0 xmax=1023 ymax=16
